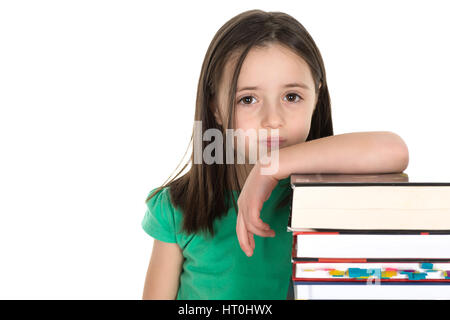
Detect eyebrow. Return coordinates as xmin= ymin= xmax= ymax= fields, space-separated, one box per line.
xmin=237 ymin=82 xmax=311 ymax=93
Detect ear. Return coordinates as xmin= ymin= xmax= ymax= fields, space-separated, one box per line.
xmin=211 ymin=102 xmax=223 ymax=126
xmin=314 ymin=81 xmax=322 ymax=107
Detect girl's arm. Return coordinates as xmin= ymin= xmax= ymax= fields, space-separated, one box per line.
xmin=142 ymin=239 xmax=184 ymax=299
xmin=236 ymin=131 xmax=409 ymax=257
xmin=271 ymin=131 xmax=409 ymax=180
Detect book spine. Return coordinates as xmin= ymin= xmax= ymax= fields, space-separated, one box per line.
xmin=292 ymin=258 xmax=450 ymax=263
xmin=292 ymin=278 xmax=450 ymax=283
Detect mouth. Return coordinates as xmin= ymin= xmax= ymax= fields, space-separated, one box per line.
xmin=259 ymin=137 xmax=286 ymax=147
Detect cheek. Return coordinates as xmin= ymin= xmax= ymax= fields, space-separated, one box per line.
xmin=234 ymin=110 xmax=255 ymax=131
xmin=286 ymin=120 xmax=312 ymax=145
xmin=233 ymin=112 xmax=259 ymax=157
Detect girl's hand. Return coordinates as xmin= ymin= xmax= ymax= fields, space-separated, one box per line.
xmin=236 ymin=162 xmax=279 ymax=257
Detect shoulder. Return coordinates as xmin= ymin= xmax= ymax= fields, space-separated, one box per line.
xmin=142 ymin=186 xmax=179 ymax=243
xmin=146 ymin=186 xmax=175 ymax=211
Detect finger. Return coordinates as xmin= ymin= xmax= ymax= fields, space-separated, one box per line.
xmin=241 ymin=207 xmax=271 ymax=232
xmin=245 ymin=213 xmax=273 ymax=236
xmin=246 ymin=223 xmax=276 ymax=238
xmin=236 ymin=212 xmax=253 ymax=256
xmin=254 ymin=216 xmax=271 ymax=231
xmin=248 ymin=231 xmax=255 ymax=251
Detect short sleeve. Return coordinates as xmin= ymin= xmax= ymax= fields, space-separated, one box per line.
xmin=141 ymin=187 xmax=177 ymax=243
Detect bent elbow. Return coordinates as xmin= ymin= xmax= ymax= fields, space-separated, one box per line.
xmin=398 ymin=146 xmax=409 ymax=172
xmin=390 ymin=132 xmax=409 ymax=172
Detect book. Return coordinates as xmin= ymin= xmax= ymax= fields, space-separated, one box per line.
xmin=294 ymin=281 xmax=450 ymax=300
xmin=288 ymin=173 xmax=450 ymax=231
xmin=292 ymin=260 xmax=450 ymax=281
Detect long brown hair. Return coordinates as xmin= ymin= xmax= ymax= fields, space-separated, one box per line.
xmin=146 ymin=9 xmax=333 ymax=239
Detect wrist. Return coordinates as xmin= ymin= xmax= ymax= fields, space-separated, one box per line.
xmin=257 ymin=148 xmax=286 ymax=181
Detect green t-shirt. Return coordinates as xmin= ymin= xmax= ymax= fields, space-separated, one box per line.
xmin=141 ymin=177 xmax=293 ymax=300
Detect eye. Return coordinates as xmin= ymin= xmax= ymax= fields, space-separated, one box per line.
xmin=237 ymin=95 xmax=257 ymax=106
xmin=284 ymin=93 xmax=302 ymax=103
xmin=236 ymin=93 xmax=302 ymax=106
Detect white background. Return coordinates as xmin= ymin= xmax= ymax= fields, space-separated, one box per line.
xmin=0 ymin=0 xmax=449 ymax=299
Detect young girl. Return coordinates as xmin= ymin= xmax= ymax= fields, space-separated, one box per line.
xmin=141 ymin=9 xmax=409 ymax=300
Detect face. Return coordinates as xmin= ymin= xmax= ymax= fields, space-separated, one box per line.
xmin=213 ymin=43 xmax=321 ymax=163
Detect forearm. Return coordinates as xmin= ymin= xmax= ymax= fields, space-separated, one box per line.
xmin=265 ymin=131 xmax=409 ymax=180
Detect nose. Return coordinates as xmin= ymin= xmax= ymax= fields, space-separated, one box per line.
xmin=261 ymin=101 xmax=284 ymax=129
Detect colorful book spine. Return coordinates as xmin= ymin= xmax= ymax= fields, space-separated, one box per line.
xmin=291 ymin=231 xmax=450 ymax=299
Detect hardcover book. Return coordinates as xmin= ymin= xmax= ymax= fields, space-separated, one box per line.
xmin=288 ymin=173 xmax=450 ymax=231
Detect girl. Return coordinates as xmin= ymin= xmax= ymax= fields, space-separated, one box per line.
xmin=141 ymin=9 xmax=409 ymax=300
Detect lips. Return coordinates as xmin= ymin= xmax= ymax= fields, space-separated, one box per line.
xmin=259 ymin=137 xmax=286 ymax=146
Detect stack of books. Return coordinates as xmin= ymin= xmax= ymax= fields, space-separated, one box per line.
xmin=287 ymin=173 xmax=450 ymax=300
